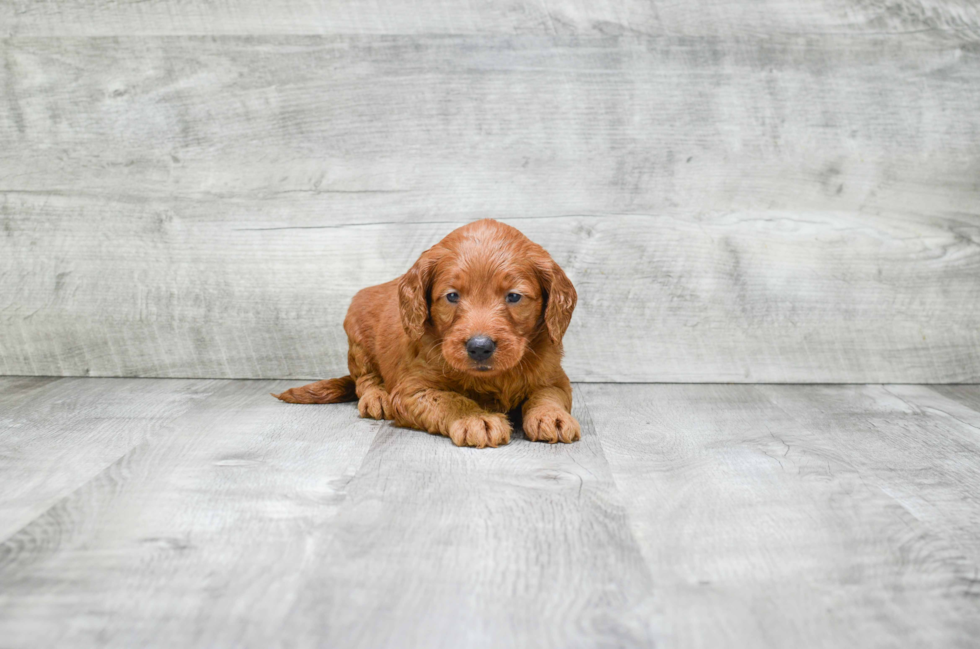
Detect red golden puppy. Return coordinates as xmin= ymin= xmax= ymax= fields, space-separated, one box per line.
xmin=272 ymin=219 xmax=579 ymax=448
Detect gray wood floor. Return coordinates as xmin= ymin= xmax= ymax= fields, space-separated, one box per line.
xmin=2 ymin=378 xmax=980 ymax=648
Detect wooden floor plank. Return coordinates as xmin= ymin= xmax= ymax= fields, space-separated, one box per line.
xmin=279 ymin=401 xmax=656 ymax=649
xmin=758 ymin=384 xmax=980 ymax=566
xmin=930 ymin=385 xmax=980 ymax=415
xmin=0 ymin=377 xmax=218 ymax=540
xmin=4 ymin=380 xmax=980 ymax=647
xmin=580 ymin=383 xmax=980 ymax=649
xmin=0 ymin=380 xmax=378 ymax=648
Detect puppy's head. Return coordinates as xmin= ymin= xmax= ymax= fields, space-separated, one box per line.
xmin=398 ymin=219 xmax=576 ymax=376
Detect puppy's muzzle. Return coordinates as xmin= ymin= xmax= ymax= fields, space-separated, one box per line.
xmin=466 ymin=335 xmax=496 ymax=362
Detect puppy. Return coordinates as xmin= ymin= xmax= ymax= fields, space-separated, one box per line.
xmin=273 ymin=219 xmax=579 ymax=448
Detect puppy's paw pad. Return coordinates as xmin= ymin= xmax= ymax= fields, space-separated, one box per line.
xmin=524 ymin=408 xmax=581 ymax=444
xmin=448 ymin=413 xmax=512 ymax=448
xmin=358 ymin=390 xmax=392 ymax=420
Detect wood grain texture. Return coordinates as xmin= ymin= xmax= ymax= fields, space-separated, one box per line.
xmin=1 ymin=0 xmax=978 ymax=37
xmin=759 ymin=384 xmax=980 ymax=566
xmin=279 ymin=402 xmax=655 ymax=649
xmin=3 ymin=206 xmax=978 ymax=382
xmin=3 ymin=379 xmax=980 ymax=647
xmin=0 ymin=378 xmax=656 ymax=648
xmin=931 ymin=384 xmax=980 ymax=413
xmin=0 ymin=378 xmax=378 ymax=648
xmin=580 ymin=383 xmax=980 ymax=648
xmin=2 ymin=16 xmax=979 ymax=382
xmin=0 ymin=376 xmax=217 ymax=540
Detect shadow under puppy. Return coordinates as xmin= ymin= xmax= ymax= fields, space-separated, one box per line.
xmin=273 ymin=219 xmax=579 ymax=448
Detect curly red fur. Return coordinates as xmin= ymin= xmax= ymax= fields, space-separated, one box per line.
xmin=274 ymin=219 xmax=579 ymax=448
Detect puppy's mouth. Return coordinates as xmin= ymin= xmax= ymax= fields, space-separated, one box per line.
xmin=474 ymin=364 xmax=492 ymax=372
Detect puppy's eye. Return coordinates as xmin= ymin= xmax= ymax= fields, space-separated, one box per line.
xmin=506 ymin=293 xmax=522 ymax=304
xmin=446 ymin=292 xmax=460 ymax=304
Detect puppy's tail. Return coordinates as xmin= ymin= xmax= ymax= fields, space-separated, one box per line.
xmin=271 ymin=375 xmax=358 ymax=404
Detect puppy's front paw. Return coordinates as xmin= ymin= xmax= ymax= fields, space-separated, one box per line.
xmin=358 ymin=389 xmax=392 ymax=420
xmin=523 ymin=407 xmax=580 ymax=444
xmin=448 ymin=413 xmax=511 ymax=448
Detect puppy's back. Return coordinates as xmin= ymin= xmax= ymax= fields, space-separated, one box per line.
xmin=344 ymin=279 xmax=404 ymax=364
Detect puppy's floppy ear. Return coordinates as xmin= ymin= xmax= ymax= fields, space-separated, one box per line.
xmin=535 ymin=249 xmax=577 ymax=345
xmin=398 ymin=246 xmax=442 ymax=340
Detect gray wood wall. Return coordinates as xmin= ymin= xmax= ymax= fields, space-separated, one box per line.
xmin=1 ymin=1 xmax=979 ymax=382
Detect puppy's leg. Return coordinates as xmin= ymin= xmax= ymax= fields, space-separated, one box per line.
xmin=522 ymin=377 xmax=580 ymax=444
xmin=355 ymin=374 xmax=392 ymax=421
xmin=395 ymin=389 xmax=511 ymax=448
xmin=349 ymin=342 xmax=392 ymax=421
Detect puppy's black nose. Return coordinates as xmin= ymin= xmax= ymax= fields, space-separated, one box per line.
xmin=466 ymin=335 xmax=496 ymax=362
